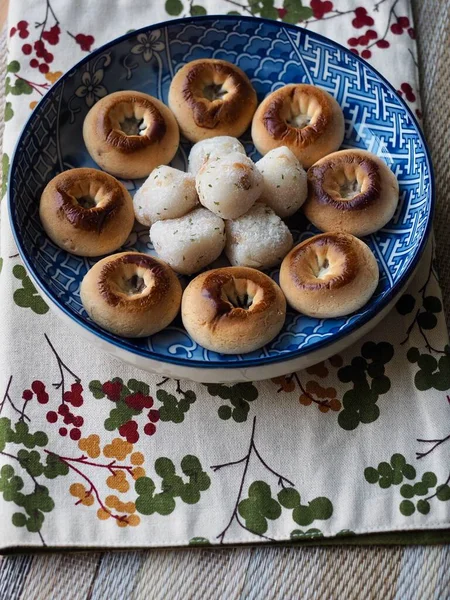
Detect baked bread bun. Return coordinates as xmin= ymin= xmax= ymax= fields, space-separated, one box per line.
xmin=255 ymin=146 xmax=307 ymax=218
xmin=196 ymin=152 xmax=262 ymax=219
xmin=252 ymin=84 xmax=345 ymax=168
xmin=80 ymin=252 xmax=181 ymax=337
xmin=150 ymin=207 xmax=225 ymax=275
xmin=303 ymin=149 xmax=399 ymax=237
xmin=188 ymin=136 xmax=246 ymax=175
xmin=39 ymin=168 xmax=134 ymax=257
xmin=133 ymin=166 xmax=198 ymax=226
xmin=168 ymin=59 xmax=257 ymax=142
xmin=181 ymin=266 xmax=286 ymax=354
xmin=225 ymin=203 xmax=293 ymax=270
xmin=279 ymin=232 xmax=379 ymax=318
xmin=83 ymin=91 xmax=179 ymax=179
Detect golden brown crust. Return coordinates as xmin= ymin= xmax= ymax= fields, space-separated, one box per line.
xmin=169 ymin=59 xmax=257 ymax=142
xmin=181 ymin=266 xmax=286 ymax=354
xmin=286 ymin=233 xmax=358 ymax=291
xmin=262 ymin=85 xmax=332 ymax=148
xmin=307 ymin=152 xmax=381 ymax=211
xmin=98 ymin=253 xmax=173 ymax=310
xmin=99 ymin=94 xmax=167 ymax=153
xmin=279 ymin=232 xmax=379 ymax=318
xmin=52 ymin=169 xmax=124 ymax=233
xmin=181 ymin=61 xmax=256 ymax=129
xmin=201 ymin=267 xmax=278 ymax=321
xmin=39 ymin=168 xmax=134 ymax=257
xmin=252 ymin=84 xmax=345 ymax=168
xmin=80 ymin=252 xmax=182 ymax=338
xmin=83 ymin=91 xmax=180 ymax=179
xmin=303 ymin=149 xmax=399 ymax=237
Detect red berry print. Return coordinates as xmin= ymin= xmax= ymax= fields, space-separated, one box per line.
xmin=376 ymin=40 xmax=390 ymax=48
xmin=46 ymin=411 xmax=58 ymax=423
xmin=311 ymin=0 xmax=334 ymax=19
xmin=400 ymin=83 xmax=416 ymax=102
xmin=17 ymin=20 xmax=28 ymax=29
xmin=74 ymin=33 xmax=94 ymax=52
xmin=119 ymin=420 xmax=139 ymax=443
xmin=358 ymin=35 xmax=369 ymax=46
xmin=102 ymin=380 xmax=123 ymax=402
xmin=124 ymin=392 xmax=153 ymax=411
xmin=398 ymin=16 xmax=410 ymax=28
xmin=350 ymin=48 xmax=359 ymax=56
xmin=73 ymin=416 xmax=84 ymax=427
xmin=366 ymin=29 xmax=377 ymax=40
xmin=10 ymin=27 xmax=17 ymax=37
xmin=348 ymin=37 xmax=358 ymax=47
xmin=58 ymin=403 xmax=69 ymax=415
xmin=361 ymin=49 xmax=372 ymax=59
xmin=42 ymin=24 xmax=60 ymax=45
xmin=391 ymin=23 xmax=403 ymax=34
xmin=148 ymin=409 xmax=160 ymax=423
xmin=39 ymin=64 xmax=49 ymax=74
xmin=416 ymin=109 xmax=422 ymax=119
xmin=144 ymin=423 xmax=156 ymax=436
xmin=19 ymin=30 xmax=29 ymax=39
xmin=70 ymin=428 xmax=81 ymax=441
xmin=352 ymin=7 xmax=374 ymax=28
xmin=32 ymin=380 xmax=45 ymax=393
xmin=30 ymin=58 xmax=39 ymax=68
xmin=59 ymin=427 xmax=68 ymax=437
xmin=22 ymin=389 xmax=33 ymax=401
xmin=22 ymin=44 xmax=32 ymax=55
xmin=408 ymin=27 xmax=416 ymax=39
xmin=277 ymin=8 xmax=287 ymax=19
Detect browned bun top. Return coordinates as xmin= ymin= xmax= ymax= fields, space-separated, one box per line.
xmin=307 ymin=152 xmax=381 ymax=211
xmin=52 ymin=168 xmax=127 ymax=233
xmin=262 ymin=84 xmax=333 ymax=148
xmin=201 ymin=267 xmax=278 ymax=321
xmin=96 ymin=92 xmax=167 ymax=153
xmin=181 ymin=59 xmax=256 ymax=129
xmin=97 ymin=253 xmax=175 ymax=312
xmin=286 ymin=233 xmax=360 ymax=291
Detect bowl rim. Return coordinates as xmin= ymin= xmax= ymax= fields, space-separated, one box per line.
xmin=8 ymin=13 xmax=435 ymax=370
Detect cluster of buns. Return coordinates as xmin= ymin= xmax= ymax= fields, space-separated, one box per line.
xmin=38 ymin=57 xmax=399 ymax=355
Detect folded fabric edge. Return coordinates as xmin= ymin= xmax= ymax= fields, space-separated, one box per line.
xmin=1 ymin=528 xmax=450 ymax=555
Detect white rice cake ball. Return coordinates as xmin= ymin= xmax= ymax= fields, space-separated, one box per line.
xmin=225 ymin=202 xmax=293 ymax=270
xmin=133 ymin=165 xmax=198 ymax=226
xmin=188 ymin=136 xmax=246 ymax=175
xmin=255 ymin=146 xmax=308 ymax=218
xmin=150 ymin=207 xmax=225 ymax=275
xmin=196 ymin=152 xmax=262 ymax=220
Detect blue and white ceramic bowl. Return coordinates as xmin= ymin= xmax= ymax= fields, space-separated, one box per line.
xmin=8 ymin=16 xmax=434 ymax=383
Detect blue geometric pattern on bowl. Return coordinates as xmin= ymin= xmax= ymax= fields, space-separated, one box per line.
xmin=9 ymin=16 xmax=433 ymax=368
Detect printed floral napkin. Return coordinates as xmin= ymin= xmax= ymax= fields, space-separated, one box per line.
xmin=1 ymin=0 xmax=450 ymax=552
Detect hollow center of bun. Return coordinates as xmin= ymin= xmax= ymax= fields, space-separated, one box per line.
xmin=322 ymin=164 xmax=367 ymax=201
xmin=69 ymin=181 xmax=108 ymax=210
xmin=109 ymin=102 xmax=150 ymax=136
xmin=285 ymin=93 xmax=321 ymax=129
xmin=120 ymin=116 xmax=146 ymax=136
xmin=314 ymin=257 xmax=331 ymax=279
xmin=76 ymin=195 xmax=97 ymax=209
xmin=124 ymin=274 xmax=146 ymax=295
xmin=301 ymin=245 xmax=345 ymax=283
xmin=221 ymin=278 xmax=262 ymax=310
xmin=203 ymin=83 xmax=228 ymax=102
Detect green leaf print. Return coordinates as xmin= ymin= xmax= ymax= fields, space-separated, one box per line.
xmin=282 ymin=0 xmax=313 ymax=23
xmin=278 ymin=488 xmax=333 ymax=526
xmin=364 ymin=453 xmax=450 ymax=516
xmin=1 ymin=153 xmax=9 ymax=199
xmin=135 ymin=455 xmax=210 ymax=516
xmin=238 ymin=481 xmax=282 ymax=535
xmin=4 ymin=101 xmax=13 ymax=122
xmin=165 ymin=0 xmax=183 ymax=16
xmin=206 ymin=382 xmax=258 ymax=423
xmin=189 ymin=537 xmax=211 ymax=546
xmin=6 ymin=60 xmax=20 ymax=73
xmin=190 ymin=5 xmax=207 ymax=16
xmin=290 ymin=528 xmax=324 ymax=540
xmin=407 ymin=346 xmax=450 ymax=391
xmin=156 ymin=385 xmax=196 ymax=424
xmin=337 ymin=341 xmax=394 ymax=430
xmin=12 ymin=264 xmax=49 ymax=314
